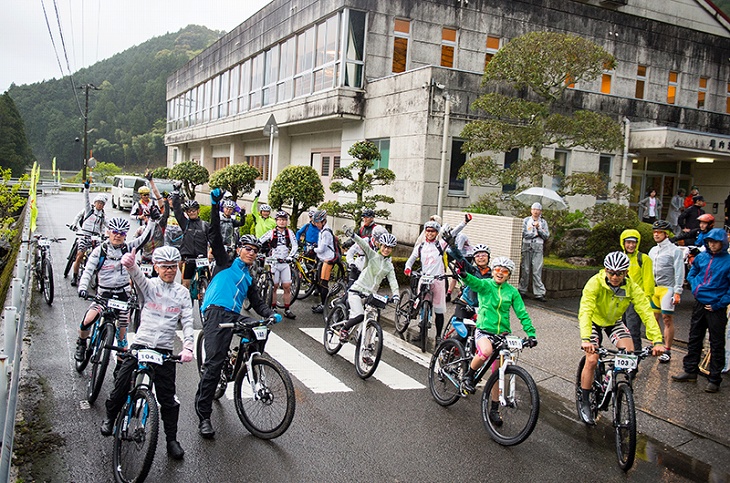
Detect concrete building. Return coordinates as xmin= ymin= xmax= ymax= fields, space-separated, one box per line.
xmin=165 ymin=0 xmax=730 ymax=244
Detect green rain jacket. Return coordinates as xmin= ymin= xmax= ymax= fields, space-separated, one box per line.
xmin=619 ymin=229 xmax=655 ymax=299
xmin=462 ymin=273 xmax=536 ymax=337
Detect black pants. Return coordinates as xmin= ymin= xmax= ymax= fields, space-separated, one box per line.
xmin=105 ymin=344 xmax=179 ymax=441
xmin=623 ymin=303 xmax=644 ymax=352
xmin=683 ymin=301 xmax=728 ymax=385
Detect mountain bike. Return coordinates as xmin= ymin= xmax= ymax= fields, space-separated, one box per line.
xmin=106 ymin=345 xmax=181 ymax=483
xmin=291 ymin=248 xmax=318 ymax=300
xmin=63 ymin=225 xmax=103 ymax=281
xmin=394 ymin=272 xmax=451 ymax=352
xmin=76 ymin=294 xmax=128 ymax=404
xmin=196 ymin=315 xmax=295 ymax=438
xmin=429 ymin=332 xmax=539 ymax=446
xmin=26 ymin=234 xmax=65 ymax=305
xmin=323 ymin=292 xmax=388 ymax=379
xmin=575 ymin=346 xmax=652 ymax=471
xmin=186 ymin=255 xmax=211 ymax=322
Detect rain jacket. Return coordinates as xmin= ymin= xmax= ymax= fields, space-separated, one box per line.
xmin=251 ymin=197 xmax=277 ymax=238
xmin=578 ymin=270 xmax=663 ymax=345
xmin=648 ymin=237 xmax=684 ymax=294
xmin=349 ymin=234 xmax=399 ymax=297
xmin=620 ymin=229 xmax=654 ymax=299
xmin=461 ymin=273 xmax=535 ymax=337
xmin=688 ymin=228 xmax=730 ymax=312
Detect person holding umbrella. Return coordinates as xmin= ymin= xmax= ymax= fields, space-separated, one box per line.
xmin=519 ymin=202 xmax=550 ymax=302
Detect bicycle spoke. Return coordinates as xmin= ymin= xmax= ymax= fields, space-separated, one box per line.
xmin=482 ymin=365 xmax=540 ymax=446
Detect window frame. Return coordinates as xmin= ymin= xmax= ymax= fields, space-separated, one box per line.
xmin=392 ymin=18 xmax=411 ymax=74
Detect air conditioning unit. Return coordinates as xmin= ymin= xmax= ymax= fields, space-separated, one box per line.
xmin=600 ymin=0 xmax=628 ymax=5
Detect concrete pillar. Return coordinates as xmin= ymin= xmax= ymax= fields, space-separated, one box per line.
xmin=3 ymin=308 xmax=17 ymax=364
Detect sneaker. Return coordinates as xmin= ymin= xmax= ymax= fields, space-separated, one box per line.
xmin=100 ymin=418 xmax=114 ymax=437
xmin=488 ymin=408 xmax=503 ymax=427
xmin=671 ymin=372 xmax=698 ymax=382
xmin=167 ymin=440 xmax=185 ymax=460
xmin=70 ymin=274 xmax=78 ymax=287
xmin=658 ymin=351 xmax=671 ymax=364
xmin=460 ymin=377 xmax=476 ymax=395
xmin=705 ymin=382 xmax=720 ymax=393
xmin=535 ymin=296 xmax=547 ymax=303
xmin=283 ymin=309 xmax=296 ymax=320
xmin=311 ymin=304 xmax=324 ymax=314
xmin=198 ymin=418 xmax=215 ymax=439
xmin=339 ymin=329 xmax=349 ymax=343
xmin=74 ymin=338 xmax=87 ymax=362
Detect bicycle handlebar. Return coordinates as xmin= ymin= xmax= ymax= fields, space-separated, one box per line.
xmin=104 ymin=345 xmax=182 ymax=362
xmin=219 ymin=315 xmax=281 ymax=330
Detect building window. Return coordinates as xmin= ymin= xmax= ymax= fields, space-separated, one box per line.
xmin=552 ymin=150 xmax=569 ymax=191
xmin=727 ymin=82 xmax=730 ymax=114
xmin=250 ymin=54 xmax=264 ymax=109
xmin=245 ymin=155 xmax=269 ymax=180
xmin=600 ymin=62 xmax=613 ymax=94
xmin=502 ymin=148 xmax=519 ymax=193
xmin=667 ymin=71 xmax=678 ymax=105
xmin=635 ymin=65 xmax=647 ymax=99
xmin=214 ymin=157 xmax=230 ymax=171
xmin=484 ymin=35 xmax=500 ymax=69
xmin=277 ymin=37 xmax=295 ymax=103
xmin=228 ymin=65 xmax=239 ymax=116
xmin=238 ymin=60 xmax=250 ymax=113
xmin=449 ymin=140 xmax=467 ymax=193
xmin=598 ymin=154 xmax=613 ymax=200
xmin=345 ymin=10 xmax=366 ymax=88
xmin=441 ymin=28 xmax=456 ymax=68
xmin=319 ymin=153 xmax=341 ymax=176
xmin=368 ymin=138 xmax=390 ymax=169
xmin=392 ymin=18 xmax=410 ymax=74
xmin=263 ymin=47 xmax=279 ymax=106
xmin=313 ymin=15 xmax=339 ymax=93
xmin=294 ymin=28 xmax=315 ymax=97
xmin=698 ymin=76 xmax=708 ymax=109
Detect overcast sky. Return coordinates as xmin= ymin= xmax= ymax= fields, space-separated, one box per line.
xmin=0 ymin=0 xmax=273 ymax=93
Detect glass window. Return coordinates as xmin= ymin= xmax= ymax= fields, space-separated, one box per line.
xmin=598 ymin=154 xmax=613 ymax=200
xmin=667 ymin=71 xmax=678 ymax=105
xmin=727 ymin=82 xmax=730 ymax=114
xmin=368 ymin=138 xmax=390 ymax=169
xmin=484 ymin=35 xmax=500 ymax=69
xmin=552 ymin=150 xmax=569 ymax=190
xmin=635 ymin=65 xmax=647 ymax=99
xmin=449 ymin=140 xmax=467 ymax=193
xmin=295 ymin=28 xmax=315 ymax=97
xmin=239 ymin=60 xmax=250 ymax=113
xmin=502 ymin=148 xmax=519 ymax=193
xmin=600 ymin=62 xmax=612 ymax=94
xmin=219 ymin=70 xmax=229 ymax=118
xmin=210 ymin=75 xmax=221 ymax=120
xmin=245 ymin=155 xmax=269 ymax=180
xmin=698 ymin=76 xmax=708 ymax=109
xmin=263 ymin=47 xmax=279 ymax=106
xmin=325 ymin=15 xmax=339 ymax=65
xmin=345 ymin=10 xmax=366 ymax=88
xmin=250 ymin=54 xmax=264 ymax=109
xmin=228 ymin=65 xmax=239 ymax=115
xmin=214 ymin=157 xmax=230 ymax=171
xmin=441 ymin=28 xmax=456 ymax=68
xmin=392 ymin=18 xmax=410 ymax=74
xmin=321 ymin=155 xmax=331 ymax=176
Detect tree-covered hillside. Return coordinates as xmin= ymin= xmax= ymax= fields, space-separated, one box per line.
xmin=716 ymin=0 xmax=730 ymax=15
xmin=7 ymin=25 xmax=221 ymax=171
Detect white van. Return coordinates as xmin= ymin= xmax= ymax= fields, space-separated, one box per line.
xmin=111 ymin=175 xmax=145 ymax=210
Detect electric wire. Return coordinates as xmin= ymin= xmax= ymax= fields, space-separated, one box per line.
xmin=51 ymin=0 xmax=84 ymax=117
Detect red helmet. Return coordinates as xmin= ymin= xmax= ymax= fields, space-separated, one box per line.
xmin=697 ymin=213 xmax=715 ymax=225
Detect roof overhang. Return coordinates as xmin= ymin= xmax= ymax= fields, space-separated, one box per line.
xmin=629 ymin=126 xmax=730 ymax=163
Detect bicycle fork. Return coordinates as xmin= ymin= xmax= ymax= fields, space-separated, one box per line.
xmin=497 ymin=350 xmax=515 ymax=406
xmin=245 ymin=352 xmax=266 ymax=401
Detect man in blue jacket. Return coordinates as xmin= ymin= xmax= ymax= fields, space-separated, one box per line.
xmin=672 ymin=228 xmax=730 ymax=393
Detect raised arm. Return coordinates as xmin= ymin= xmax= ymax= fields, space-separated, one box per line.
xmin=208 ymin=189 xmax=228 ymax=266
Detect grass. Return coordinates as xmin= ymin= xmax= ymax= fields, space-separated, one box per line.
xmin=543 ymin=254 xmax=602 ymax=270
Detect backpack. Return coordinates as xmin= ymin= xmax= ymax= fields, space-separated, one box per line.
xmin=96 ymin=241 xmax=129 ymax=271
xmin=418 ymin=241 xmax=448 ymax=269
xmin=322 ymin=227 xmax=342 ymax=263
xmin=262 ymin=228 xmax=293 ymax=253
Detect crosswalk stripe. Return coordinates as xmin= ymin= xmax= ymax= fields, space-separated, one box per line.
xmin=300 ymin=328 xmax=426 ymax=390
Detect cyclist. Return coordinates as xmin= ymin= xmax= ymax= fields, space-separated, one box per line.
xmin=455 ymin=256 xmax=536 ymax=425
xmin=577 ymin=251 xmax=665 ymax=425
xmin=134 ymin=201 xmax=169 ymax=277
xmin=404 ymin=219 xmax=449 ymax=343
xmin=219 ymin=199 xmax=243 ymax=261
xmin=259 ymin=210 xmax=298 ymax=319
xmin=100 ymin=246 xmax=194 ymax=461
xmin=171 ymin=185 xmax=210 ymax=289
xmin=74 ymin=215 xmax=158 ymax=362
xmin=619 ymin=229 xmax=655 ymax=354
xmin=672 ymin=213 xmax=715 ymax=249
xmin=346 ymin=214 xmax=386 ymax=285
xmin=312 ymin=209 xmax=336 ymax=314
xmin=338 ymin=231 xmax=400 ymax=341
xmin=70 ymin=183 xmax=107 ymax=287
xmin=251 ymin=190 xmax=277 ymax=238
xmin=672 ymin=228 xmax=730 ymax=393
xmin=194 ymin=188 xmax=278 ymax=439
xmin=131 ymin=186 xmax=154 ymax=226
xmin=296 ymin=210 xmax=320 ymax=254
xmin=443 ymin=214 xmax=475 ymax=301
xmin=648 ymin=220 xmax=685 ymax=364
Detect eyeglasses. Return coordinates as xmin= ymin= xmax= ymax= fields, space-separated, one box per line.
xmin=240 ymin=246 xmax=257 ymax=253
xmin=111 ymin=230 xmax=127 ymax=236
xmin=493 ymin=267 xmax=511 ymax=275
xmin=425 ymin=229 xmax=438 ymax=234
xmin=606 ymin=270 xmax=626 ymax=277
xmin=157 ymin=264 xmax=177 ymax=271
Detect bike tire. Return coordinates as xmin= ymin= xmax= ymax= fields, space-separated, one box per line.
xmin=75 ymin=329 xmax=94 ymax=373
xmin=113 ymin=388 xmax=159 ymax=483
xmin=418 ymin=300 xmax=432 ymax=353
xmin=197 ymin=276 xmax=209 ymax=323
xmin=262 ymin=275 xmax=274 ymax=309
xmin=289 ymin=265 xmax=301 ymax=303
xmin=354 ymin=320 xmax=383 ymax=379
xmin=129 ymin=304 xmax=141 ymax=333
xmin=34 ymin=255 xmax=43 ymax=293
xmin=575 ymin=355 xmax=600 ymax=423
xmin=42 ymin=257 xmax=54 ymax=305
xmin=195 ymin=331 xmax=229 ymax=399
xmin=87 ymin=322 xmax=115 ymax=404
xmin=298 ymin=262 xmax=318 ymax=300
xmin=428 ymin=338 xmax=467 ymax=407
xmin=63 ymin=241 xmax=77 ymax=278
xmin=324 ymin=280 xmax=346 ymax=322
xmin=233 ymin=354 xmax=296 ymax=439
xmin=394 ymin=289 xmax=412 ymax=335
xmin=614 ymin=381 xmax=637 ymax=471
xmin=323 ymin=304 xmax=346 ymax=355
xmin=481 ymin=364 xmax=540 ymax=446
xmin=330 ymin=261 xmax=347 ymax=284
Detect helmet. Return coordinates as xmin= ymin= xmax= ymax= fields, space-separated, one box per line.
xmin=312 ymin=210 xmax=327 ymax=223
xmin=361 ymin=209 xmax=375 ymax=218
xmin=275 ymin=210 xmax=289 ymax=219
xmin=371 ymin=225 xmax=388 ymax=239
xmin=259 ymin=204 xmax=272 ymax=212
xmin=379 ymin=233 xmax=397 ymax=247
xmin=183 ymin=200 xmax=200 ymax=211
xmin=93 ymin=194 xmax=107 ymax=204
xmin=308 ymin=209 xmax=316 ymax=218
xmin=652 ymin=220 xmax=671 ymax=232
xmin=697 ymin=213 xmax=715 ymax=225
xmin=137 ymin=186 xmax=150 ymax=195
xmin=107 ymin=217 xmax=130 ymax=233
xmin=152 ymin=246 xmax=181 ymax=264
xmin=221 ymin=199 xmax=237 ymax=209
xmin=492 ymin=257 xmax=515 ymax=273
xmin=473 ymin=244 xmax=491 ymax=255
xmin=424 ymin=220 xmax=441 ymax=232
xmin=237 ymin=234 xmax=261 ymax=249
xmin=603 ymin=251 xmax=630 ymax=272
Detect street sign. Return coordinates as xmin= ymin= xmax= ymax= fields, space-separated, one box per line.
xmin=263 ymin=114 xmax=279 ymax=137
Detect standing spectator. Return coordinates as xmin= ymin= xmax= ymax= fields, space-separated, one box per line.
xmin=672 ymin=228 xmax=730 ymax=393
xmin=678 ymin=195 xmax=706 ymax=234
xmin=673 ymin=213 xmax=715 ymax=248
xmin=684 ymin=186 xmax=699 ymax=209
xmin=667 ymin=188 xmax=686 ymax=234
xmin=648 ymin=220 xmax=685 ymax=364
xmin=519 ymin=202 xmax=549 ymax=302
xmin=620 ymin=229 xmax=655 ymax=352
xmin=639 ymin=188 xmax=662 ymax=224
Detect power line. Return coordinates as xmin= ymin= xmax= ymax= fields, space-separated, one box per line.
xmin=51 ymin=0 xmax=84 ymax=117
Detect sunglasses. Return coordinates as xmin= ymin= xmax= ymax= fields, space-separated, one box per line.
xmin=157 ymin=264 xmax=178 ymax=271
xmin=425 ymin=229 xmax=438 ymax=234
xmin=606 ymin=270 xmax=626 ymax=277
xmin=141 ymin=194 xmax=150 ymax=197
xmin=111 ymin=230 xmax=127 ymax=236
xmin=493 ymin=267 xmax=510 ymax=275
xmin=240 ymin=246 xmax=257 ymax=253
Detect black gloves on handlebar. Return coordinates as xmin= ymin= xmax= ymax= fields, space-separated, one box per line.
xmin=527 ymin=336 xmax=538 ymax=348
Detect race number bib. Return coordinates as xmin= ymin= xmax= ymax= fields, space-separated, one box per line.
xmin=107 ymin=299 xmax=129 ymax=311
xmin=506 ymin=336 xmax=523 ymax=350
xmin=195 ymin=258 xmax=210 ymax=268
xmin=140 ymin=264 xmax=154 ymax=276
xmin=253 ymin=326 xmax=268 ymax=341
xmin=137 ymin=349 xmax=163 ymax=365
xmin=614 ymin=353 xmax=638 ymax=371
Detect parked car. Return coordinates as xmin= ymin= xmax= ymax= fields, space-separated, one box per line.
xmin=111 ymin=175 xmax=145 ymax=211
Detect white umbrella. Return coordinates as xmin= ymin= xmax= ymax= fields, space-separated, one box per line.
xmin=515 ymin=187 xmax=568 ymax=210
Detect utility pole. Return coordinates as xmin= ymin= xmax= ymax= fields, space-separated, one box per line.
xmin=78 ymin=84 xmax=101 ymax=181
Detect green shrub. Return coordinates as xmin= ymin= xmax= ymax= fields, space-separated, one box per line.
xmin=585 ymin=204 xmax=642 ymax=261
xmin=199 ymin=205 xmax=211 ymax=222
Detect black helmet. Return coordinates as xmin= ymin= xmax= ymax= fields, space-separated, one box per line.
xmin=361 ymin=208 xmax=375 ymax=218
xmin=652 ymin=220 xmax=671 ymax=232
xmin=183 ymin=200 xmax=200 ymax=211
xmin=312 ymin=210 xmax=327 ymax=223
xmin=237 ymin=234 xmax=261 ymax=249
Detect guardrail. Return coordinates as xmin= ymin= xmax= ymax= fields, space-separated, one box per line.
xmin=7 ymin=179 xmax=111 ymax=194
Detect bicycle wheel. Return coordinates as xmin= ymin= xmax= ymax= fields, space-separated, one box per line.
xmin=429 ymin=338 xmax=467 ymax=406
xmin=614 ymin=381 xmax=637 ymax=471
xmin=482 ymin=365 xmax=540 ymax=446
xmin=63 ymin=241 xmax=76 ymax=278
xmin=289 ymin=265 xmax=301 ymax=302
xmin=575 ymin=355 xmax=600 ymax=423
xmin=330 ymin=261 xmax=347 ymax=284
xmin=75 ymin=326 xmax=94 ymax=373
xmin=324 ymin=280 xmax=345 ymax=322
xmin=198 ymin=277 xmax=209 ymax=322
xmin=355 ymin=320 xmax=383 ymax=379
xmin=394 ymin=289 xmax=412 ymax=335
xmin=42 ymin=257 xmax=54 ymax=305
xmin=34 ymin=254 xmax=43 ymax=293
xmin=233 ymin=353 xmax=296 ymax=439
xmin=418 ymin=301 xmax=432 ymax=353
xmin=195 ymin=331 xmax=229 ymax=399
xmin=323 ymin=304 xmax=346 ymax=355
xmin=87 ymin=322 xmax=115 ymax=404
xmin=113 ymin=388 xmax=159 ymax=483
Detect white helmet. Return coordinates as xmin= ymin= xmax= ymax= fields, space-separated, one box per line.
xmin=492 ymin=256 xmax=515 ymax=273
xmin=107 ymin=217 xmax=130 ymax=233
xmin=379 ymin=233 xmax=397 ymax=247
xmin=152 ymin=246 xmax=181 ymax=264
xmin=424 ymin=220 xmax=441 ymax=232
xmin=473 ymin=244 xmax=490 ymax=255
xmin=603 ymin=251 xmax=630 ymax=272
xmin=93 ymin=194 xmax=107 ymax=204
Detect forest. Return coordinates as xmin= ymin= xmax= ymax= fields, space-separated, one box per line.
xmin=6 ymin=25 xmax=222 ymax=172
